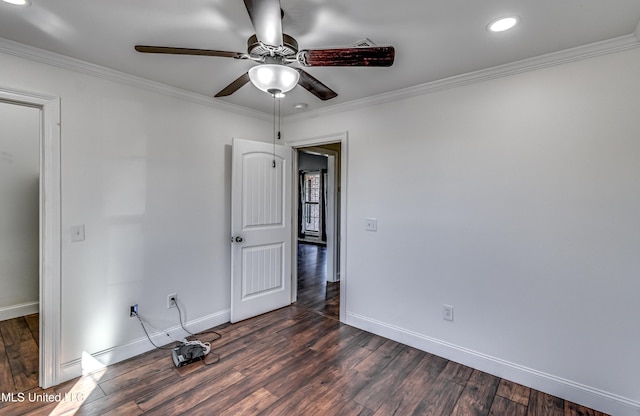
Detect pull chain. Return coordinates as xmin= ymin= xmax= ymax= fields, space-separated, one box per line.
xmin=272 ymin=93 xmax=276 ymax=168
xmin=272 ymin=94 xmax=282 ymax=168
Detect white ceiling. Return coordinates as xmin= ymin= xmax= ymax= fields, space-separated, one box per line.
xmin=1 ymin=0 xmax=640 ymax=116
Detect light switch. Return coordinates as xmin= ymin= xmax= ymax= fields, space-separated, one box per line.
xmin=365 ymin=218 xmax=377 ymax=232
xmin=71 ymin=225 xmax=85 ymax=242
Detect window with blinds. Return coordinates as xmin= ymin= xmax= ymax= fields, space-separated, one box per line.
xmin=302 ymin=171 xmax=321 ymax=235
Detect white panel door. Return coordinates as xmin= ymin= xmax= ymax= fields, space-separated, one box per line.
xmin=231 ymin=137 xmax=292 ymax=323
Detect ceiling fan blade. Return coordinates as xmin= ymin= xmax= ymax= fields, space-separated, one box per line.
xmin=296 ymin=69 xmax=338 ymax=101
xmin=135 ymin=45 xmax=247 ymax=59
xmin=299 ymin=46 xmax=395 ymax=67
xmin=243 ymin=0 xmax=283 ymax=47
xmin=214 ymin=72 xmax=251 ymax=97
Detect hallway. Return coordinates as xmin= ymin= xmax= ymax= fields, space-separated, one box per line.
xmin=295 ymin=243 xmax=339 ymax=320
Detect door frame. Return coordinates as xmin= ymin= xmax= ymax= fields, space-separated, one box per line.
xmin=0 ymin=87 xmax=61 ymax=388
xmin=289 ymin=132 xmax=347 ymax=322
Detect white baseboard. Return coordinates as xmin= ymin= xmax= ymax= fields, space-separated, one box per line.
xmin=346 ymin=311 xmax=640 ymax=416
xmin=59 ymin=309 xmax=230 ymax=383
xmin=0 ymin=302 xmax=39 ymax=322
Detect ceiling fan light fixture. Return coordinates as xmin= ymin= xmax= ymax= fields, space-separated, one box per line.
xmin=248 ymin=64 xmax=299 ymax=95
xmin=488 ymin=16 xmax=519 ymax=32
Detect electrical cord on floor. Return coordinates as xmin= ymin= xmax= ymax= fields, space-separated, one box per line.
xmin=202 ymin=350 xmax=220 ymax=366
xmin=174 ymin=301 xmax=222 ymax=365
xmin=174 ymin=301 xmax=222 ymax=344
xmin=131 ymin=302 xmax=222 ymax=365
xmin=134 ymin=312 xmax=180 ymax=350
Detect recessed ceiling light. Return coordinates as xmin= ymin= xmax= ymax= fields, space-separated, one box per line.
xmin=488 ymin=16 xmax=519 ymax=32
xmin=293 ymin=103 xmax=308 ymax=110
xmin=2 ymin=0 xmax=31 ymax=5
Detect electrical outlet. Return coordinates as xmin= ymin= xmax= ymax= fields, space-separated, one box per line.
xmin=70 ymin=224 xmax=85 ymax=242
xmin=167 ymin=293 xmax=177 ymax=309
xmin=365 ymin=218 xmax=378 ymax=232
xmin=130 ymin=304 xmax=138 ymax=317
xmin=443 ymin=304 xmax=454 ymax=321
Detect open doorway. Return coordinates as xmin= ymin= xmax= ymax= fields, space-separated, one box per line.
xmin=0 ymin=100 xmax=41 ymax=392
xmin=294 ymin=143 xmax=342 ymax=320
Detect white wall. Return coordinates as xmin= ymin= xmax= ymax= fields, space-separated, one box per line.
xmin=0 ymin=49 xmax=271 ymax=374
xmin=285 ymin=47 xmax=640 ymax=415
xmin=0 ymin=101 xmax=40 ymax=319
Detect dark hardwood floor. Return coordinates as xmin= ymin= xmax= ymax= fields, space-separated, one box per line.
xmin=295 ymin=243 xmax=339 ymax=320
xmin=0 ymin=255 xmax=609 ymax=415
xmin=0 ymin=313 xmax=39 ymax=394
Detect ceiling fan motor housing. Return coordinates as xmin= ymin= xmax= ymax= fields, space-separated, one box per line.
xmin=247 ymin=33 xmax=298 ymax=58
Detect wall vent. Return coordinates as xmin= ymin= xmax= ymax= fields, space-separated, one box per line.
xmin=351 ymin=38 xmax=377 ymax=48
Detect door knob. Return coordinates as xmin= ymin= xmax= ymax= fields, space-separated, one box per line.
xmin=234 ymin=236 xmax=243 ymax=243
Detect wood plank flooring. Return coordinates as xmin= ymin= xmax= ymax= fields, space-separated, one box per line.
xmin=0 ymin=250 xmax=609 ymax=415
xmin=0 ymin=307 xmax=609 ymax=416
xmin=295 ymin=243 xmax=339 ymax=320
xmin=0 ymin=313 xmax=39 ymax=394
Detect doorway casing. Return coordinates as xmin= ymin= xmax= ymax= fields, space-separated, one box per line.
xmin=0 ymin=87 xmax=61 ymax=389
xmin=289 ymin=131 xmax=347 ymax=322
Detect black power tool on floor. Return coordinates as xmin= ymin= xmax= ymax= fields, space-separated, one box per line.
xmin=171 ymin=341 xmax=210 ymax=367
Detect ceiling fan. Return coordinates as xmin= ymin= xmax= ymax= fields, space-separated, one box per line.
xmin=134 ymin=0 xmax=395 ymax=101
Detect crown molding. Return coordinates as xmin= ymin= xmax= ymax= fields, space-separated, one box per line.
xmin=2 ymin=33 xmax=638 ymax=124
xmin=0 ymin=37 xmax=270 ymax=121
xmin=286 ymin=34 xmax=640 ymax=122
